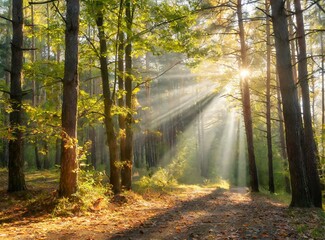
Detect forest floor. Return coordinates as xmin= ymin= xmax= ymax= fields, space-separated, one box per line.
xmin=0 ymin=169 xmax=325 ymax=240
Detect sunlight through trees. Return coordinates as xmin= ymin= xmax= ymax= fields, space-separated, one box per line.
xmin=0 ymin=0 xmax=324 ymax=211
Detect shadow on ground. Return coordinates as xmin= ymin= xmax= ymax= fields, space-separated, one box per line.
xmin=105 ymin=188 xmax=297 ymax=239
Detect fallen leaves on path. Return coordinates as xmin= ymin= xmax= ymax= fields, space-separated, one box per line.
xmin=0 ymin=187 xmax=324 ymax=239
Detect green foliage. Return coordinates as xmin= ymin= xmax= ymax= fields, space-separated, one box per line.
xmin=137 ymin=168 xmax=178 ymax=191
xmin=136 ymin=143 xmax=190 ymax=190
xmin=53 ymin=169 xmax=111 ymax=216
xmin=22 ymin=103 xmax=61 ymax=166
xmin=23 ymin=60 xmax=64 ymax=90
xmin=78 ymin=90 xmax=105 ymax=125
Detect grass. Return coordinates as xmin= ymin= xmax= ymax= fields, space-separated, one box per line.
xmin=257 ymin=187 xmax=291 ymax=205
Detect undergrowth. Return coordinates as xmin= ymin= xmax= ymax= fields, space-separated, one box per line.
xmin=53 ymin=169 xmax=111 ymax=216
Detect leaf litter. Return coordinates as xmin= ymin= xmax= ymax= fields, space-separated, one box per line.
xmin=0 ymin=186 xmax=324 ymax=239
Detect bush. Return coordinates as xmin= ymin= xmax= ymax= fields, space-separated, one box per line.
xmin=53 ymin=169 xmax=111 ymax=216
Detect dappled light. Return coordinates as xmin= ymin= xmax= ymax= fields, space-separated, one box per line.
xmin=0 ymin=0 xmax=325 ymax=238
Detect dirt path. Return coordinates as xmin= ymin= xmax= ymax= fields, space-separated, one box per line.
xmin=0 ymin=187 xmax=324 ymax=239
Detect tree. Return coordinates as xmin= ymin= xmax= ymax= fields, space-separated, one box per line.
xmin=0 ymin=0 xmax=11 ymax=169
xmin=116 ymin=4 xmax=127 ymax=189
xmin=270 ymin=0 xmax=311 ymax=207
xmin=276 ymin=75 xmax=291 ymax=193
xmin=321 ymin=13 xmax=325 ymax=179
xmin=59 ymin=0 xmax=80 ymax=197
xmin=7 ymin=0 xmax=27 ymax=192
xmin=265 ymin=0 xmax=274 ymax=193
xmin=121 ymin=0 xmax=134 ymax=190
xmin=237 ymin=0 xmax=259 ymax=192
xmin=94 ymin=1 xmax=121 ymax=194
xmin=294 ymin=0 xmax=322 ymax=208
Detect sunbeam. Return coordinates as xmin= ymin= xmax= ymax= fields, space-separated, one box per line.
xmin=136 ymin=72 xmax=247 ymax=186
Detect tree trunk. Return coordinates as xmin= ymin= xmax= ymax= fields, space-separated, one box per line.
xmin=1 ymin=139 xmax=8 ymax=168
xmin=55 ymin=47 xmax=61 ymax=167
xmin=286 ymin=0 xmax=299 ymax=86
xmin=95 ymin=10 xmax=121 ymax=194
xmin=237 ymin=0 xmax=259 ymax=192
xmin=59 ymin=0 xmax=80 ymax=198
xmin=276 ymin=75 xmax=291 ymax=193
xmin=121 ymin=0 xmax=133 ymax=190
xmin=2 ymin=3 xmax=11 ymax=168
xmin=89 ymin=126 xmax=96 ymax=169
xmin=30 ymin=3 xmax=41 ymax=170
xmin=321 ymin=21 xmax=325 ymax=178
xmin=8 ymin=0 xmax=27 ymax=192
xmin=34 ymin=143 xmax=42 ymax=170
xmin=265 ymin=0 xmax=274 ymax=193
xmin=43 ymin=142 xmax=50 ymax=169
xmin=294 ymin=0 xmax=322 ymax=208
xmin=270 ymin=0 xmax=311 ymax=207
xmin=198 ymin=103 xmax=207 ymax=178
xmin=117 ymin=31 xmax=127 ymax=187
xmin=55 ymin=138 xmax=60 ymax=166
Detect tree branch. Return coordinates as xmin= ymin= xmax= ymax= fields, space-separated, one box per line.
xmin=0 ymin=89 xmax=11 ymax=95
xmin=29 ymin=0 xmax=58 ymax=5
xmin=309 ymin=0 xmax=325 ymax=13
xmin=0 ymin=16 xmax=12 ymax=23
xmin=52 ymin=1 xmax=66 ymax=24
xmin=134 ymin=60 xmax=182 ymax=89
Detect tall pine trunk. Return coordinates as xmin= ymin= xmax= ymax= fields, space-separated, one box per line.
xmin=117 ymin=32 xmax=127 ymax=181
xmin=2 ymin=1 xmax=11 ymax=168
xmin=270 ymin=0 xmax=311 ymax=207
xmin=59 ymin=0 xmax=80 ymax=197
xmin=321 ymin=22 xmax=325 ymax=178
xmin=286 ymin=0 xmax=299 ymax=85
xmin=95 ymin=10 xmax=121 ymax=194
xmin=116 ymin=0 xmax=127 ymax=189
xmin=265 ymin=0 xmax=274 ymax=193
xmin=237 ymin=0 xmax=259 ymax=192
xmin=121 ymin=0 xmax=133 ymax=190
xmin=8 ymin=0 xmax=26 ymax=192
xmin=30 ymin=3 xmax=42 ymax=170
xmin=276 ymin=75 xmax=291 ymax=193
xmin=294 ymin=0 xmax=322 ymax=208
xmin=55 ymin=47 xmax=61 ymax=167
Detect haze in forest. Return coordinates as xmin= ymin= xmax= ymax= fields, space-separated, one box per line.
xmin=0 ymin=0 xmax=324 ymax=211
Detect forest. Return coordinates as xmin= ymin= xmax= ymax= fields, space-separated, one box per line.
xmin=0 ymin=0 xmax=325 ymax=239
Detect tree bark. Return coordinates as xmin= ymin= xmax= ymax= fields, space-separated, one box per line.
xmin=2 ymin=1 xmax=11 ymax=169
xmin=276 ymin=75 xmax=291 ymax=193
xmin=286 ymin=0 xmax=299 ymax=86
xmin=34 ymin=143 xmax=42 ymax=170
xmin=59 ymin=0 xmax=80 ymax=198
xmin=294 ymin=0 xmax=322 ymax=208
xmin=321 ymin=20 xmax=325 ymax=178
xmin=43 ymin=142 xmax=50 ymax=169
xmin=8 ymin=0 xmax=27 ymax=192
xmin=265 ymin=0 xmax=274 ymax=193
xmin=55 ymin=138 xmax=60 ymax=165
xmin=117 ymin=31 xmax=127 ymax=182
xmin=237 ymin=0 xmax=259 ymax=192
xmin=121 ymin=0 xmax=133 ymax=190
xmin=270 ymin=0 xmax=311 ymax=207
xmin=95 ymin=10 xmax=121 ymax=194
xmin=55 ymin=47 xmax=61 ymax=167
xmin=30 ymin=3 xmax=42 ymax=170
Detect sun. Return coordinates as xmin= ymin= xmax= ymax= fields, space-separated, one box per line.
xmin=239 ymin=69 xmax=250 ymax=78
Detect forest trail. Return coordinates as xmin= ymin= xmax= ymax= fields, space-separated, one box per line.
xmin=1 ymin=185 xmax=324 ymax=240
